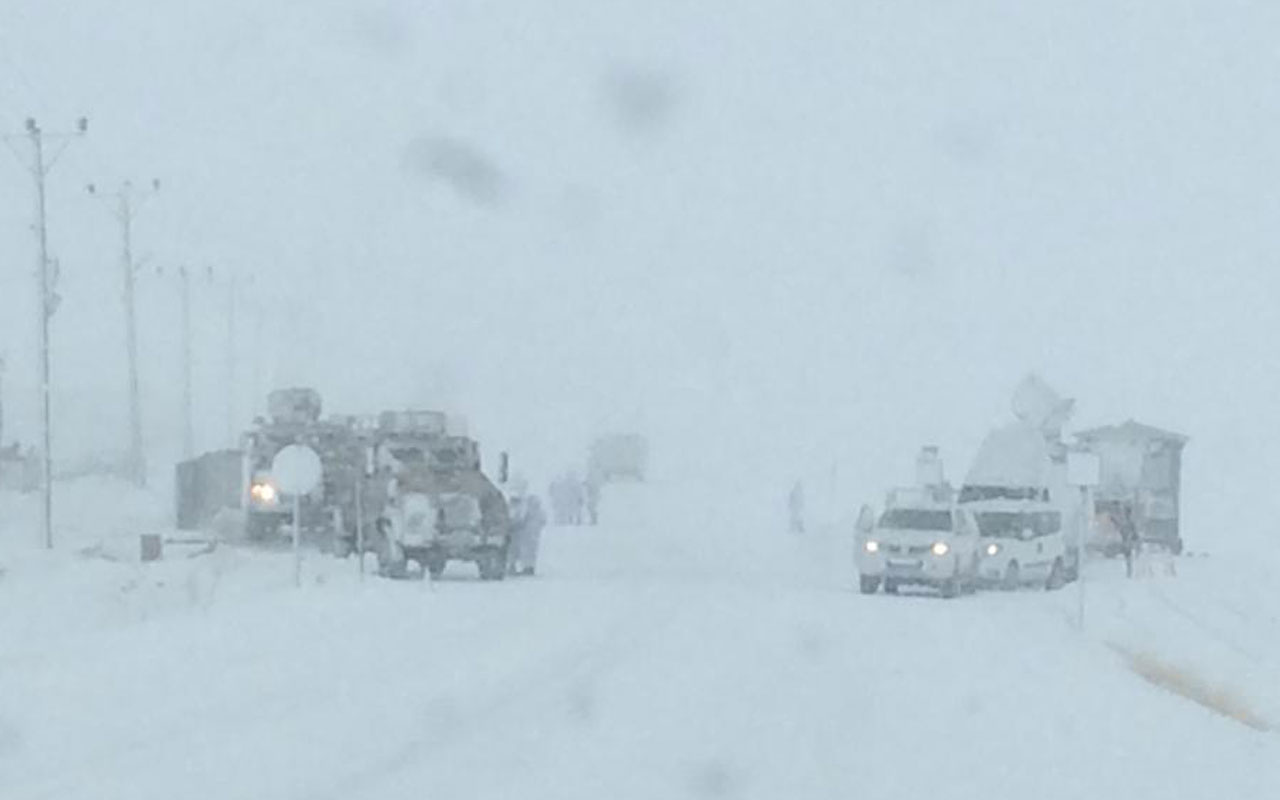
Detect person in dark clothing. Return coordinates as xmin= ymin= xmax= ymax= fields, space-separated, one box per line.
xmin=1117 ymin=507 xmax=1140 ymax=578
xmin=788 ymin=480 xmax=806 ymax=535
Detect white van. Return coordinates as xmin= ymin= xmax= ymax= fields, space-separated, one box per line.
xmin=855 ymin=504 xmax=981 ymax=598
xmin=963 ymin=498 xmax=1071 ymax=590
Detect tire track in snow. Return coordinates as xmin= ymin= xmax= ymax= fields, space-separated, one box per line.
xmin=302 ymin=584 xmax=686 ymax=800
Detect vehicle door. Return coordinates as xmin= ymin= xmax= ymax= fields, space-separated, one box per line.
xmin=1023 ymin=510 xmax=1063 ymax=578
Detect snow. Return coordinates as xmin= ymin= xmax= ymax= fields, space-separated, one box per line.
xmin=2 ymin=477 xmax=1278 ymax=799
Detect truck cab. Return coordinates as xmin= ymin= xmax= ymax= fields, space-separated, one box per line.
xmin=855 ymin=496 xmax=980 ymax=598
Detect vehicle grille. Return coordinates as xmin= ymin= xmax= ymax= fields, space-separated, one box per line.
xmin=884 ymin=544 xmax=932 ymax=556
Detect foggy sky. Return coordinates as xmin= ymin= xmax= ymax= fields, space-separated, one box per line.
xmin=1 ymin=1 xmax=1278 ymax=546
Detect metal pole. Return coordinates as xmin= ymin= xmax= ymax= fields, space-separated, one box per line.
xmin=4 ymin=117 xmax=85 ymax=549
xmin=32 ymin=125 xmax=53 ymax=550
xmin=355 ymin=471 xmax=365 ymax=582
xmin=1076 ymin=485 xmax=1087 ymax=631
xmin=180 ymin=266 xmax=194 ymax=459
xmin=226 ymin=278 xmax=236 ymax=448
xmin=121 ymin=191 xmax=146 ymax=486
xmin=293 ymin=493 xmax=302 ymax=587
xmin=88 ymin=178 xmax=156 ymax=486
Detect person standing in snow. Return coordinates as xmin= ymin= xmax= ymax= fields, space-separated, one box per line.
xmin=508 ymin=489 xmax=547 ymax=576
xmin=1118 ymin=506 xmax=1140 ymax=578
xmin=788 ymin=480 xmax=806 ymax=534
xmin=584 ymin=474 xmax=601 ymax=526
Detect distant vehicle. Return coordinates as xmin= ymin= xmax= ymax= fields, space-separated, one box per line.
xmin=855 ymin=491 xmax=980 ymax=598
xmin=378 ymin=435 xmax=512 ymax=580
xmin=960 ymin=423 xmax=1082 ymax=591
xmin=966 ymin=495 xmax=1071 ymax=590
xmin=241 ymin=388 xmax=368 ymax=547
xmin=588 ymin=434 xmax=648 ymax=483
xmin=330 ymin=409 xmax=449 ymax=558
xmin=1075 ymin=420 xmax=1188 ymax=555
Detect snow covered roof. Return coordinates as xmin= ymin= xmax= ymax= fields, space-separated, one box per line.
xmin=1075 ymin=419 xmax=1188 ymax=446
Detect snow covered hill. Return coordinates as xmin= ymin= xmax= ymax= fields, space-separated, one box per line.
xmin=1 ymin=477 xmax=1277 ymax=799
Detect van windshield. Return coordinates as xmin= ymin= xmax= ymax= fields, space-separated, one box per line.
xmin=878 ymin=509 xmax=952 ymax=531
xmin=974 ymin=511 xmax=1061 ymax=538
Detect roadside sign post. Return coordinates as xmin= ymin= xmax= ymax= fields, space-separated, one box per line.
xmin=271 ymin=444 xmax=323 ymax=588
xmin=1067 ymin=451 xmax=1102 ymax=632
xmin=355 ymin=446 xmax=375 ymax=582
xmin=355 ymin=474 xmax=364 ymax=582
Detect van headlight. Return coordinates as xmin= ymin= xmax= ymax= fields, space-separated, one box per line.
xmin=985 ymin=543 xmax=1000 ymax=557
xmin=864 ymin=540 xmax=880 ymax=554
xmin=250 ymin=482 xmax=278 ymax=505
xmin=931 ymin=542 xmax=950 ymax=557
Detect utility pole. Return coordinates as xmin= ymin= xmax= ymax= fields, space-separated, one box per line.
xmin=3 ymin=117 xmax=88 ymax=549
xmin=88 ymin=179 xmax=160 ymax=487
xmin=180 ymin=266 xmax=194 ymax=459
xmin=225 ymin=275 xmax=237 ymax=448
xmin=0 ymin=354 xmax=6 ymax=446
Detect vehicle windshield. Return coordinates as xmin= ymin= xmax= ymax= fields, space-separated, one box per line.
xmin=878 ymin=509 xmax=952 ymax=531
xmin=974 ymin=510 xmax=1062 ymax=538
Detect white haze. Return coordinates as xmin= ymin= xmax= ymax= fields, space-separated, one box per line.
xmin=1 ymin=0 xmax=1278 ymax=549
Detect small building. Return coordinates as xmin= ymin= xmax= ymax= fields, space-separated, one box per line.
xmin=1075 ymin=420 xmax=1188 ymax=553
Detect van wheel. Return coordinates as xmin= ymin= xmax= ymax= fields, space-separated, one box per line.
xmin=940 ymin=575 xmax=960 ymax=599
xmin=883 ymin=580 xmax=900 ymax=595
xmin=1046 ymin=558 xmax=1066 ymax=591
xmin=1000 ymin=562 xmax=1020 ymax=591
xmin=859 ymin=575 xmax=881 ymax=595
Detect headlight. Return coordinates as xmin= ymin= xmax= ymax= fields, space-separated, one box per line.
xmin=985 ymin=543 xmax=1000 ymax=556
xmin=864 ymin=540 xmax=880 ymax=553
xmin=250 ymin=482 xmax=278 ymax=504
xmin=931 ymin=542 xmax=950 ymax=557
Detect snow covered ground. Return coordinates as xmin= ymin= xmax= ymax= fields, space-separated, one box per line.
xmin=1 ymin=478 xmax=1277 ymax=799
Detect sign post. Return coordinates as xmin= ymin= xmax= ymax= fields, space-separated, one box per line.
xmin=1067 ymin=451 xmax=1101 ymax=631
xmin=271 ymin=444 xmax=323 ymax=587
xmin=355 ymin=445 xmax=376 ymax=582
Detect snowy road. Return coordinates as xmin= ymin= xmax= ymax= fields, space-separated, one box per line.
xmin=2 ymin=483 xmax=1278 ymax=799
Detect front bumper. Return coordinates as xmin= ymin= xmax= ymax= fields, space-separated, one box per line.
xmin=401 ymin=528 xmax=504 ymax=558
xmin=860 ymin=552 xmax=956 ymax=584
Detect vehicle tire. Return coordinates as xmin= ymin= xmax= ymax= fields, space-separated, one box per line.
xmin=940 ymin=575 xmax=960 ymax=599
xmin=246 ymin=514 xmax=280 ymax=543
xmin=1171 ymin=538 xmax=1184 ymax=556
xmin=859 ymin=575 xmax=881 ymax=595
xmin=425 ymin=556 xmax=446 ymax=580
xmin=1000 ymin=561 xmax=1020 ymax=591
xmin=477 ymin=549 xmax=507 ymax=581
xmin=1045 ymin=558 xmax=1066 ymax=591
xmin=883 ymin=579 xmax=900 ymax=595
xmin=377 ymin=539 xmax=408 ymax=579
xmin=333 ymin=536 xmax=354 ymax=559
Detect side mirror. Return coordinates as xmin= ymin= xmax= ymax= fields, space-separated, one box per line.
xmin=499 ymin=452 xmax=510 ymax=484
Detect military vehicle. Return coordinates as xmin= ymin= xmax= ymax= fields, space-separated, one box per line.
xmin=330 ymin=409 xmax=448 ymax=557
xmin=377 ymin=434 xmax=512 ymax=580
xmin=242 ymin=388 xmax=368 ymax=547
xmin=587 ymin=433 xmax=648 ymax=483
